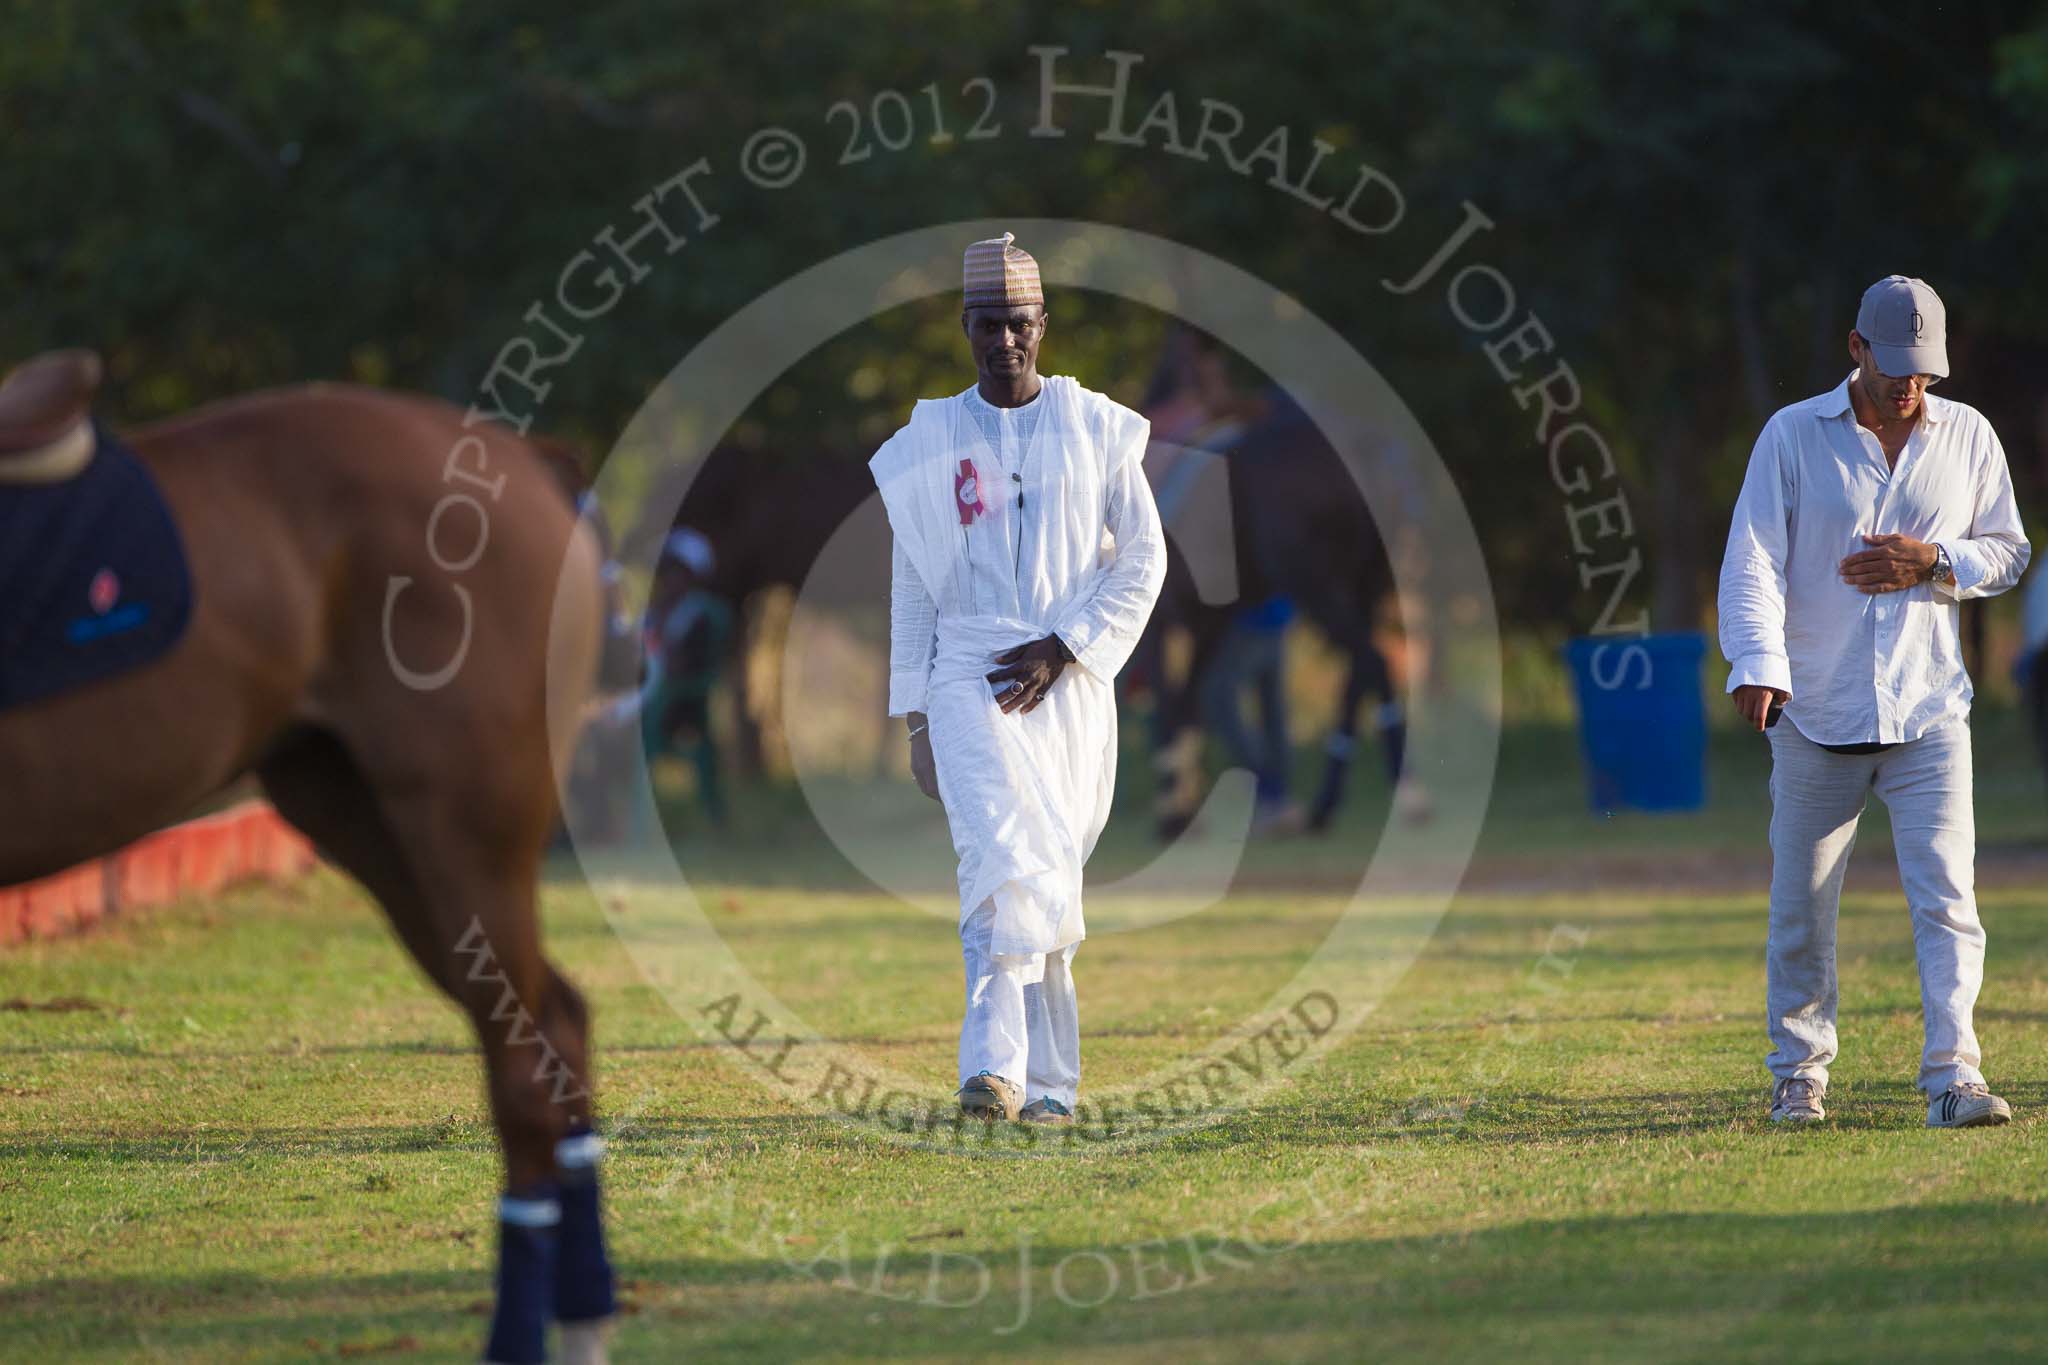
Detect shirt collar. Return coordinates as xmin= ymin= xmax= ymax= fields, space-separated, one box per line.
xmin=1825 ymin=370 xmax=1947 ymax=427
xmin=1818 ymin=375 xmax=1854 ymax=421
xmin=962 ymin=382 xmax=1046 ymax=416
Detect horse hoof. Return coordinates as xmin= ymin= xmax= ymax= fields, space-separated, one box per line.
xmin=560 ymin=1318 xmax=613 ymax=1365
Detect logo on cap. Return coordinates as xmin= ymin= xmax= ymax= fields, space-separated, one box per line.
xmin=1911 ymin=310 xmax=1924 ymax=340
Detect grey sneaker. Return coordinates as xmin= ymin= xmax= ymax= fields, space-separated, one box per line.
xmin=1018 ymin=1097 xmax=1073 ymax=1126
xmin=957 ymin=1070 xmax=1023 ymax=1123
xmin=1927 ymin=1082 xmax=2012 ymax=1128
xmin=1770 ymin=1076 xmax=1826 ymax=1123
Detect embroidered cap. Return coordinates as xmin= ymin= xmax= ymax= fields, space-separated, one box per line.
xmin=1855 ymin=275 xmax=1948 ymax=380
xmin=963 ymin=232 xmax=1043 ymax=309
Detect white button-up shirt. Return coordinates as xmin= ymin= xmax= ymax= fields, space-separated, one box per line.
xmin=1717 ymin=372 xmax=2031 ymax=746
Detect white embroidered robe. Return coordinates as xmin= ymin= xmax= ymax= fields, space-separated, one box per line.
xmin=870 ymin=375 xmax=1167 ymax=956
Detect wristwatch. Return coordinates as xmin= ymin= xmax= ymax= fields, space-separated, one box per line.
xmin=1931 ymin=543 xmax=1955 ymax=587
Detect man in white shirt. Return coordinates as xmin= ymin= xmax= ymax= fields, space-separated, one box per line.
xmin=871 ymin=233 xmax=1167 ymax=1124
xmin=1719 ymin=275 xmax=2030 ymax=1128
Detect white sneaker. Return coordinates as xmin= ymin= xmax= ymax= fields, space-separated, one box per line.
xmin=1770 ymin=1076 xmax=1826 ymax=1123
xmin=1926 ymin=1082 xmax=2012 ymax=1128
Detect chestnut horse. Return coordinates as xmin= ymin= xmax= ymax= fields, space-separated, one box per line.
xmin=0 ymin=352 xmax=615 ymax=1365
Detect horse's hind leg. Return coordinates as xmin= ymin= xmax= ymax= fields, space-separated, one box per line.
xmin=1308 ymin=630 xmax=1408 ymax=833
xmin=535 ymin=960 xmax=615 ymax=1365
xmin=258 ymin=727 xmax=449 ymax=978
xmin=258 ymin=727 xmax=614 ymax=1364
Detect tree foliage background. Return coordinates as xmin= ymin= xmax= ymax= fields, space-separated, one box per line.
xmin=6 ymin=0 xmax=2048 ymax=635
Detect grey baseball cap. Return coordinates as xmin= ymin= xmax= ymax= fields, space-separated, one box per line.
xmin=1855 ymin=275 xmax=1948 ymax=380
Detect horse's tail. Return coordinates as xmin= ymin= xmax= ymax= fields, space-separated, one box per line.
xmin=526 ymin=431 xmax=640 ymax=696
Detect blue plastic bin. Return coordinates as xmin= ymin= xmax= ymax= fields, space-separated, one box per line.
xmin=1562 ymin=632 xmax=1707 ymax=813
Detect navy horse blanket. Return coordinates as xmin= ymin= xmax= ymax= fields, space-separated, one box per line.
xmin=0 ymin=425 xmax=192 ymax=710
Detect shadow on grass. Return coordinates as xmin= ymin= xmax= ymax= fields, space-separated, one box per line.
xmin=8 ymin=1201 xmax=2048 ymax=1361
xmin=1193 ymin=1081 xmax=2048 ymax=1148
xmin=0 ymin=1125 xmax=504 ymax=1164
xmin=1432 ymin=902 xmax=1766 ymax=932
xmin=16 ymin=1071 xmax=2043 ymax=1170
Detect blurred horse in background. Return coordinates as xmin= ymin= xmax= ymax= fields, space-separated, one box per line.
xmin=1134 ymin=328 xmax=1422 ymax=839
xmin=629 ymin=444 xmax=878 ymax=777
xmin=0 ymin=350 xmax=619 ymax=1365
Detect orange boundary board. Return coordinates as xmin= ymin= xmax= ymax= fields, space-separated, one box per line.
xmin=0 ymin=802 xmax=316 ymax=947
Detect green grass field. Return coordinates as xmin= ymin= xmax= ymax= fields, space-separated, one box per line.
xmin=5 ymin=709 xmax=2048 ymax=1362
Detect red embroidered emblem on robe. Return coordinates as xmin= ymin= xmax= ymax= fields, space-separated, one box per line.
xmin=955 ymin=458 xmax=985 ymax=525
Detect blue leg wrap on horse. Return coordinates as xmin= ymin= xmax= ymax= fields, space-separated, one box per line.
xmin=1380 ymin=719 xmax=1408 ymax=782
xmin=554 ymin=1126 xmax=617 ymax=1322
xmin=485 ymin=1185 xmax=561 ymax=1365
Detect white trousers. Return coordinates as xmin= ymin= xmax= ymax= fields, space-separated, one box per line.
xmin=1766 ymin=719 xmax=1986 ymax=1095
xmin=959 ymin=896 xmax=1081 ymax=1108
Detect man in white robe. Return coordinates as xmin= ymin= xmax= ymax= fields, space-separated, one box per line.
xmin=869 ymin=232 xmax=1168 ymax=1123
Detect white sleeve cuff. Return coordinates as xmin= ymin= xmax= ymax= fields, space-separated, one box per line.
xmin=1931 ymin=541 xmax=1974 ymax=601
xmin=887 ymin=671 xmax=929 ymax=718
xmin=1051 ymin=623 xmax=1092 ymax=676
xmin=1725 ymin=652 xmax=1792 ymax=696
